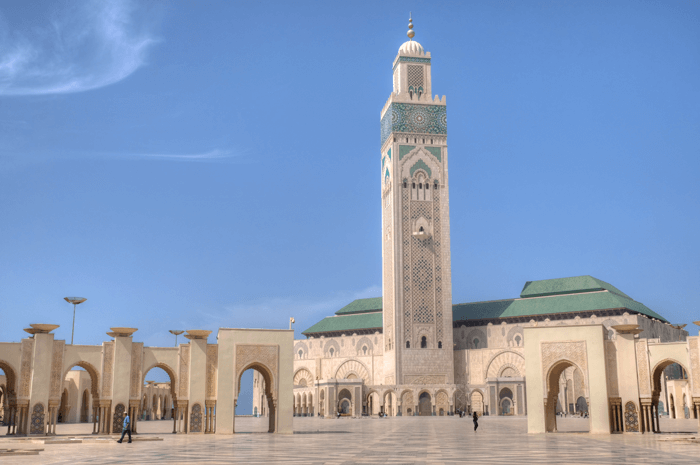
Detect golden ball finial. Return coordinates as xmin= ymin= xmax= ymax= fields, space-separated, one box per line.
xmin=407 ymin=13 xmax=415 ymax=40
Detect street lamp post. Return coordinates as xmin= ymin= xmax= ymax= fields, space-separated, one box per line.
xmin=289 ymin=317 xmax=295 ymax=330
xmin=64 ymin=297 xmax=87 ymax=345
xmin=169 ymin=330 xmax=184 ymax=347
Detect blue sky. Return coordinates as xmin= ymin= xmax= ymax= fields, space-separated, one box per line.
xmin=1 ymin=1 xmax=698 ymax=414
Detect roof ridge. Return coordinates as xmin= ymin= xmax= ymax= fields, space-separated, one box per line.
xmin=453 ymin=298 xmax=516 ymax=306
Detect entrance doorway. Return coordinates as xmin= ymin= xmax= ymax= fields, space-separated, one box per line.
xmin=419 ymin=392 xmax=432 ymax=416
xmin=338 ymin=389 xmax=352 ymax=416
xmin=499 ymin=388 xmax=513 ymax=415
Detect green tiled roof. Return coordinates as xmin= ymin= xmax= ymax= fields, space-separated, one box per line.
xmin=302 ymin=312 xmax=383 ymax=335
xmin=520 ymin=275 xmax=631 ymax=299
xmin=303 ymin=277 xmax=669 ymax=337
xmin=335 ymin=297 xmax=383 ymax=315
xmin=453 ymin=291 xmax=667 ymax=323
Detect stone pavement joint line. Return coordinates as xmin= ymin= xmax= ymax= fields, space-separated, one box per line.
xmin=1 ymin=417 xmax=698 ymax=464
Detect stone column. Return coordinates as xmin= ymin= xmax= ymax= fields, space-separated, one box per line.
xmin=268 ymin=398 xmax=277 ymax=433
xmin=92 ymin=406 xmax=98 ymax=434
xmin=172 ymin=404 xmax=178 ymax=434
xmin=130 ymin=401 xmax=139 ymax=434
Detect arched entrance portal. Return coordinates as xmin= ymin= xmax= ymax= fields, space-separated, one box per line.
xmin=651 ymin=359 xmax=693 ymax=433
xmin=470 ymin=391 xmax=483 ymax=415
xmin=419 ymin=392 xmax=432 ymax=416
xmin=59 ymin=362 xmax=101 ymax=434
xmin=142 ymin=364 xmax=179 ymax=434
xmin=499 ymin=388 xmax=514 ymax=415
xmin=0 ymin=361 xmax=18 ymax=435
xmin=545 ymin=361 xmax=590 ymax=432
xmin=338 ymin=389 xmax=352 ymax=416
xmin=236 ymin=363 xmax=276 ymax=433
xmin=576 ymin=396 xmax=588 ymax=414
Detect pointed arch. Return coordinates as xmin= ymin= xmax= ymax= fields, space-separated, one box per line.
xmin=143 ymin=363 xmax=178 ymax=404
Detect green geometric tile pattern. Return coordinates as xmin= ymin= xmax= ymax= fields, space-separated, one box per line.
xmin=399 ymin=145 xmax=416 ymax=160
xmin=381 ymin=103 xmax=447 ymax=146
xmin=426 ymin=146 xmax=441 ymax=162
xmin=410 ymin=159 xmax=432 ymax=178
xmin=393 ymin=56 xmax=431 ymax=71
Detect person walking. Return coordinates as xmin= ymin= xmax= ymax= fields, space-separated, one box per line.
xmin=117 ymin=413 xmax=132 ymax=443
xmin=472 ymin=411 xmax=479 ymax=432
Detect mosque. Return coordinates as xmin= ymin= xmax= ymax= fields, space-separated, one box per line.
xmin=1 ymin=20 xmax=699 ymax=437
xmin=254 ymin=19 xmax=699 ymax=430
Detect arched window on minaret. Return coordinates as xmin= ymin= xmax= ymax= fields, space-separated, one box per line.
xmin=406 ymin=341 xmax=410 ymax=349
xmin=421 ymin=336 xmax=427 ymax=349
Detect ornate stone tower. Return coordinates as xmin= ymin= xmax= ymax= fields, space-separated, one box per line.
xmin=380 ymin=17 xmax=454 ymax=386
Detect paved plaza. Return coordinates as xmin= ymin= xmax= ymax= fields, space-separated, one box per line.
xmin=1 ymin=416 xmax=698 ymax=464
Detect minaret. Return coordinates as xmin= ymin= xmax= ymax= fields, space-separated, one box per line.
xmin=380 ymin=16 xmax=454 ymax=387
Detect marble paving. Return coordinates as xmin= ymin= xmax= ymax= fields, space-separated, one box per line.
xmin=0 ymin=416 xmax=698 ymax=464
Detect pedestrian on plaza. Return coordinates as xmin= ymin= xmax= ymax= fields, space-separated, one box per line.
xmin=117 ymin=413 xmax=132 ymax=443
xmin=472 ymin=411 xmax=479 ymax=432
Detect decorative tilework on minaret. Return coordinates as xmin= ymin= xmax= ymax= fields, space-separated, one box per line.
xmin=380 ymin=17 xmax=454 ymax=386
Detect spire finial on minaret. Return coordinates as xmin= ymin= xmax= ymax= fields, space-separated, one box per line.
xmin=407 ymin=13 xmax=415 ymax=41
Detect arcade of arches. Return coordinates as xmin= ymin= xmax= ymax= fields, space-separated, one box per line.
xmin=0 ymin=326 xmax=293 ymax=436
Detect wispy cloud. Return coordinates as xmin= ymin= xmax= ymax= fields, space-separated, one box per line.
xmin=0 ymin=0 xmax=157 ymax=96
xmin=132 ymin=149 xmax=240 ymax=162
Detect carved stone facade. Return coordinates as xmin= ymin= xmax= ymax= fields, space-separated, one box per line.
xmin=129 ymin=342 xmax=143 ymax=399
xmin=101 ymin=342 xmax=114 ymax=398
xmin=206 ymin=345 xmax=218 ymax=399
xmin=236 ymin=345 xmax=278 ymax=393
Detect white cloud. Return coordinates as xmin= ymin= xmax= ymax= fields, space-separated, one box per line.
xmin=0 ymin=0 xmax=157 ymax=96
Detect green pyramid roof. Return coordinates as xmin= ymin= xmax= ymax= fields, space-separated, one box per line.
xmin=335 ymin=297 xmax=383 ymax=315
xmin=520 ymin=275 xmax=631 ymax=299
xmin=302 ymin=312 xmax=383 ymax=336
xmin=302 ymin=277 xmax=670 ymax=336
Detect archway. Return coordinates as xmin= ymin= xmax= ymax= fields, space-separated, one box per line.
xmin=366 ymin=391 xmax=380 ymax=416
xmin=651 ymin=359 xmax=693 ymax=432
xmin=470 ymin=391 xmax=483 ymax=415
xmin=545 ymin=361 xmax=589 ymax=432
xmin=338 ymin=389 xmax=352 ymax=416
xmin=419 ymin=392 xmax=432 ymax=416
xmin=501 ymin=398 xmax=512 ymax=415
xmin=0 ymin=361 xmax=17 ymax=434
xmin=576 ymin=396 xmax=588 ymax=415
xmin=236 ymin=363 xmax=276 ymax=433
xmin=142 ymin=364 xmax=178 ymax=433
xmin=383 ymin=391 xmax=396 ymax=416
xmin=499 ymin=388 xmax=513 ymax=415
xmin=58 ymin=361 xmax=102 ymax=434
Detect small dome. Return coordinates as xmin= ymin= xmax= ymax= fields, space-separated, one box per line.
xmin=398 ymin=40 xmax=424 ymax=56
